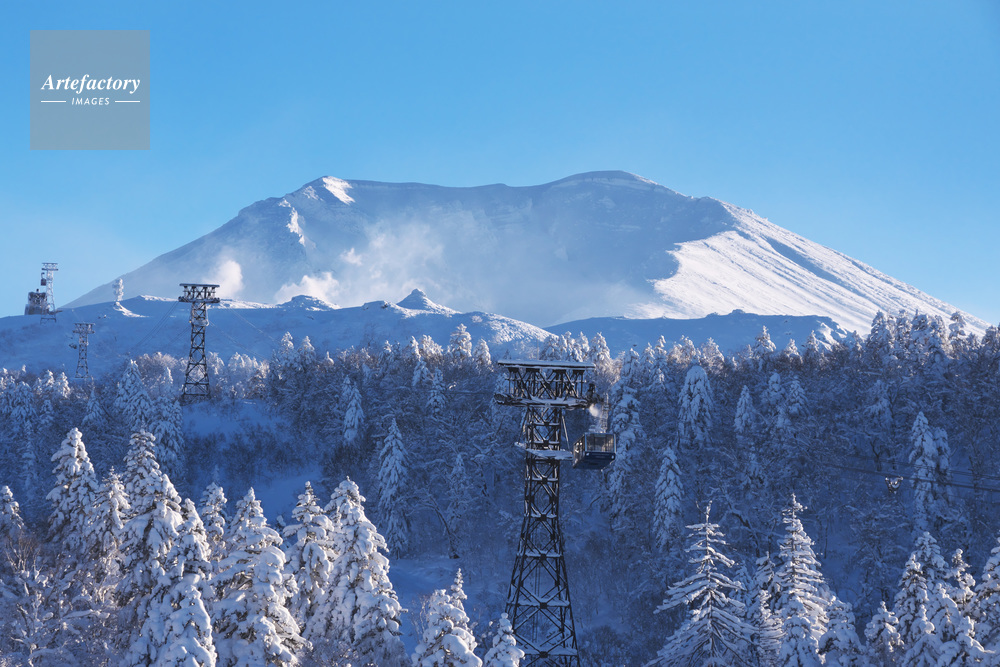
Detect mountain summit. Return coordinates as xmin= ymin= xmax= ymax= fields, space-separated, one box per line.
xmin=67 ymin=171 xmax=984 ymax=333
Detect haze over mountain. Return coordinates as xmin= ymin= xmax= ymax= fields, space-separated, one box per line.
xmin=67 ymin=171 xmax=985 ymax=335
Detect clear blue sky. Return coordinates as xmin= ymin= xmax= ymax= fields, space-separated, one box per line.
xmin=2 ymin=2 xmax=998 ymax=325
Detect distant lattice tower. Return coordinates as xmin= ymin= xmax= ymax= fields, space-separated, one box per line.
xmin=178 ymin=283 xmax=220 ymax=403
xmin=72 ymin=323 xmax=95 ymax=380
xmin=40 ymin=263 xmax=58 ymax=321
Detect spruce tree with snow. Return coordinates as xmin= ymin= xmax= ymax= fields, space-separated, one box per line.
xmin=89 ymin=467 xmax=129 ymax=603
xmin=778 ymin=593 xmax=823 ymax=667
xmin=200 ymin=482 xmax=229 ymax=562
xmin=607 ymin=348 xmax=646 ymax=531
xmin=652 ymin=441 xmax=683 ymax=553
xmin=46 ymin=427 xmax=101 ymax=556
xmin=648 ymin=503 xmax=753 ymax=666
xmin=733 ymin=386 xmax=757 ymax=438
xmin=119 ymin=471 xmax=186 ymax=655
xmin=129 ymin=498 xmax=217 ymax=667
xmin=413 ymin=587 xmax=482 ymax=667
xmin=0 ymin=484 xmax=25 ymax=540
xmin=676 ymin=363 xmax=713 ymax=451
xmin=909 ymin=412 xmax=953 ymax=533
xmin=448 ymin=323 xmax=473 ymax=361
xmin=893 ymin=553 xmax=931 ymax=651
xmin=473 ymin=339 xmax=492 ymax=369
xmin=974 ymin=531 xmax=1000 ymax=650
xmin=773 ymin=495 xmax=830 ymax=642
xmin=316 ymin=478 xmax=405 ymax=665
xmin=151 ymin=394 xmax=185 ymax=479
xmin=913 ymin=531 xmax=950 ymax=590
xmin=376 ymin=418 xmax=409 ymax=556
xmin=482 ymin=613 xmax=523 ymax=667
xmin=115 ymin=359 xmax=154 ymax=434
xmin=949 ymin=548 xmax=977 ymax=620
xmin=282 ymin=481 xmax=336 ymax=633
xmin=752 ymin=326 xmax=777 ymax=366
xmin=447 ymin=452 xmax=473 ymax=555
xmin=428 ymin=369 xmax=447 ymax=419
xmin=901 ymin=605 xmax=941 ymax=667
xmin=817 ymin=596 xmax=864 ymax=666
xmin=214 ymin=488 xmax=306 ymax=667
xmin=413 ymin=355 xmax=432 ymax=390
xmin=589 ymin=332 xmax=615 ymax=380
xmin=341 ymin=377 xmax=364 ymax=448
xmin=864 ymin=601 xmax=903 ymax=666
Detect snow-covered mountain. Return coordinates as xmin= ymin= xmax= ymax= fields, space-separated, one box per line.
xmin=67 ymin=171 xmax=985 ymax=335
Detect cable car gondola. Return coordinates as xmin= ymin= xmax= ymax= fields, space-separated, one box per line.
xmin=572 ymin=431 xmax=616 ymax=469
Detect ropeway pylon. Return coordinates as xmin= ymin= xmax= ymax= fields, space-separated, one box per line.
xmin=41 ymin=263 xmax=58 ymax=322
xmin=178 ymin=283 xmax=220 ymax=403
xmin=494 ymin=359 xmax=595 ymax=667
xmin=73 ymin=323 xmax=94 ymax=380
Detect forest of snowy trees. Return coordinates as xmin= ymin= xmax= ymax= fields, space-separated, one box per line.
xmin=3 ymin=310 xmax=1000 ymax=664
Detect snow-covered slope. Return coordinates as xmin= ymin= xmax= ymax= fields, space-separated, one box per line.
xmin=67 ymin=171 xmax=984 ymax=334
xmin=1 ymin=291 xmax=552 ymax=377
xmin=2 ymin=290 xmax=847 ymax=377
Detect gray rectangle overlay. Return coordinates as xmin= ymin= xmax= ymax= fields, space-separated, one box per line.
xmin=30 ymin=30 xmax=150 ymax=150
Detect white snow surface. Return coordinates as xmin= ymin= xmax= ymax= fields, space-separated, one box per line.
xmin=2 ymin=290 xmax=845 ymax=376
xmin=64 ymin=171 xmax=986 ymax=335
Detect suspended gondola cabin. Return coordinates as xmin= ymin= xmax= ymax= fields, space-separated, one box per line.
xmin=572 ymin=432 xmax=616 ymax=469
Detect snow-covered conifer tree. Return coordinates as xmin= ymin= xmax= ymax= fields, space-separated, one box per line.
xmin=473 ymin=339 xmax=492 ymax=369
xmin=893 ymin=554 xmax=930 ymax=651
xmin=0 ymin=484 xmax=25 ymax=540
xmin=649 ymin=503 xmax=753 ymax=666
xmin=900 ymin=605 xmax=941 ymax=667
xmin=652 ymin=441 xmax=683 ymax=553
xmin=778 ymin=593 xmax=822 ymax=667
xmin=752 ymin=326 xmax=777 ymax=366
xmin=447 ymin=452 xmax=473 ymax=555
xmin=200 ymin=482 xmax=228 ymax=562
xmin=214 ymin=488 xmax=306 ymax=667
xmin=676 ymin=363 xmax=713 ymax=451
xmin=428 ymin=369 xmax=447 ymax=419
xmin=88 ymin=468 xmax=129 ymax=602
xmin=909 ymin=412 xmax=953 ymax=533
xmin=975 ymin=531 xmax=1000 ymax=650
xmin=115 ymin=360 xmax=154 ymax=434
xmin=864 ymin=600 xmax=903 ymax=666
xmin=949 ymin=548 xmax=976 ymax=620
xmin=118 ymin=465 xmax=185 ymax=652
xmin=607 ymin=348 xmax=645 ymax=531
xmin=448 ymin=323 xmax=473 ymax=361
xmin=733 ymin=386 xmax=757 ymax=437
xmin=130 ymin=498 xmax=217 ymax=667
xmin=316 ymin=479 xmax=405 ymax=664
xmin=413 ymin=587 xmax=482 ymax=667
xmin=773 ymin=496 xmax=830 ymax=642
xmin=46 ymin=428 xmax=101 ymax=557
xmin=342 ymin=377 xmax=364 ymax=448
xmin=483 ymin=613 xmax=523 ymax=667
xmin=817 ymin=596 xmax=864 ymax=666
xmin=282 ymin=481 xmax=335 ymax=632
xmin=377 ymin=418 xmax=409 ymax=556
xmin=412 ymin=355 xmax=432 ymax=390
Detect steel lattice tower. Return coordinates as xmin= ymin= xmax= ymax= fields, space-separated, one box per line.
xmin=178 ymin=283 xmax=220 ymax=403
xmin=41 ymin=263 xmax=58 ymax=322
xmin=73 ymin=323 xmax=94 ymax=380
xmin=495 ymin=359 xmax=595 ymax=667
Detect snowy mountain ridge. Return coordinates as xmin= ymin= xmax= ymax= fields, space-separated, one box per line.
xmin=1 ymin=290 xmax=844 ymax=377
xmin=65 ymin=171 xmax=986 ymax=335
